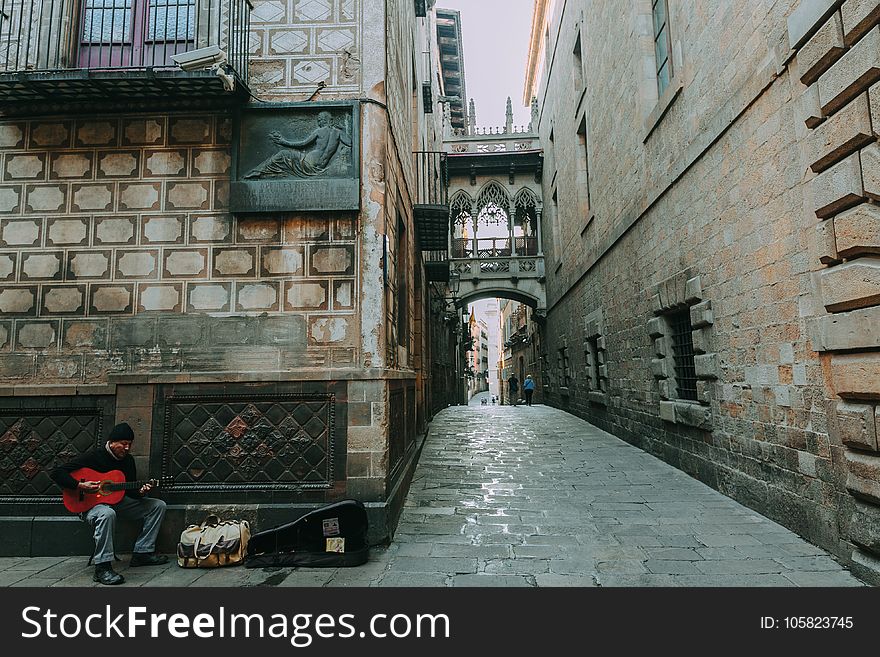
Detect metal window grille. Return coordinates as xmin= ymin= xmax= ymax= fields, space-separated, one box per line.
xmin=586 ymin=337 xmax=600 ymax=391
xmin=669 ymin=310 xmax=697 ymax=401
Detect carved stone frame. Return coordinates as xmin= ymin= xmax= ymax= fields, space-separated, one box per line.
xmin=230 ymin=100 xmax=361 ymax=213
xmin=647 ymin=270 xmax=717 ymax=429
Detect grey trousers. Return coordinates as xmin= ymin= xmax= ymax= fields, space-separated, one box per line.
xmin=83 ymin=496 xmax=167 ymax=565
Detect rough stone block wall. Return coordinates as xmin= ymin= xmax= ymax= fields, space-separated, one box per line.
xmin=535 ymin=0 xmax=880 ymax=576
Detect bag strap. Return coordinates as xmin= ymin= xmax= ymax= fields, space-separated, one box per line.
xmin=202 ymin=514 xmax=221 ymax=527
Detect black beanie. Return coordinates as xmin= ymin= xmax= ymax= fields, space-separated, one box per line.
xmin=109 ymin=422 xmax=135 ymax=442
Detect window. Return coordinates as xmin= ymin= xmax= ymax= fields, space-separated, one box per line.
xmin=652 ymin=0 xmax=673 ymax=95
xmin=396 ymin=214 xmax=409 ymax=349
xmin=576 ymin=116 xmax=591 ymax=213
xmin=573 ymin=30 xmax=584 ymax=91
xmin=668 ymin=309 xmax=697 ymax=401
xmin=585 ymin=337 xmax=600 ymax=391
xmin=557 ymin=346 xmax=571 ymax=388
xmin=82 ymin=0 xmax=132 ymax=42
xmin=147 ymin=0 xmax=195 ymax=41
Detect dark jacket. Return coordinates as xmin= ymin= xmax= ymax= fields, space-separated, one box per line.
xmin=508 ymin=376 xmax=519 ymax=391
xmin=50 ymin=445 xmax=141 ymax=501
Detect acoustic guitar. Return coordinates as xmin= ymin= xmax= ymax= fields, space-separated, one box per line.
xmin=62 ymin=467 xmax=160 ymax=513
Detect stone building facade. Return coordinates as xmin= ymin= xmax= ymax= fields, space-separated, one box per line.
xmin=528 ymin=0 xmax=880 ymax=582
xmin=0 ymin=0 xmax=456 ymax=554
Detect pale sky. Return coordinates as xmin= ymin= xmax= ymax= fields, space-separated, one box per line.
xmin=437 ymin=0 xmax=534 ymax=130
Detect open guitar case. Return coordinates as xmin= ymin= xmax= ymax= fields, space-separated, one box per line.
xmin=245 ymin=499 xmax=370 ymax=568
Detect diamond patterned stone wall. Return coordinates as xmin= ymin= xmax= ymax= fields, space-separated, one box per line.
xmin=249 ymin=0 xmax=361 ymax=98
xmin=156 ymin=386 xmax=345 ymax=492
xmin=0 ymin=397 xmax=114 ymax=500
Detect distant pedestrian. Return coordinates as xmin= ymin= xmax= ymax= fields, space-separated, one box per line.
xmin=507 ymin=374 xmax=519 ymax=406
xmin=523 ymin=374 xmax=536 ymax=406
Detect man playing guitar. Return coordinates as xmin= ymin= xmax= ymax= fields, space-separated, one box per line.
xmin=50 ymin=422 xmax=168 ymax=585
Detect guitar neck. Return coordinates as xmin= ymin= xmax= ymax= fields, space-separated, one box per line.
xmin=106 ymin=480 xmax=155 ymax=491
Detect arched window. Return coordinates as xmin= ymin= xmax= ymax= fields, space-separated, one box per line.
xmin=450 ymin=191 xmax=474 ymax=258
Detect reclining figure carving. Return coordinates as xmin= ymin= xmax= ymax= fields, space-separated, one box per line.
xmin=244 ymin=111 xmax=351 ymax=179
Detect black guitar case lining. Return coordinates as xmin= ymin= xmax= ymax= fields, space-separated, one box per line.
xmin=245 ymin=499 xmax=369 ymax=568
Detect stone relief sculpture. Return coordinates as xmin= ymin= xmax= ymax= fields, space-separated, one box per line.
xmin=244 ymin=111 xmax=352 ymax=179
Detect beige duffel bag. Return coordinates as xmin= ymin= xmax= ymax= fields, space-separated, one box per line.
xmin=177 ymin=514 xmax=251 ymax=568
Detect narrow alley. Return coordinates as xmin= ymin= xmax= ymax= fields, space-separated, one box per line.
xmin=0 ymin=404 xmax=864 ymax=587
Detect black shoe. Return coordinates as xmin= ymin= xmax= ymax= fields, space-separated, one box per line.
xmin=130 ymin=552 xmax=169 ymax=567
xmin=94 ymin=563 xmax=125 ymax=585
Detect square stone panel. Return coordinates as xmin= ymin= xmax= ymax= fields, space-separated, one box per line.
xmin=284 ymin=280 xmax=329 ymax=310
xmin=334 ymin=218 xmax=356 ymax=240
xmin=0 ymin=252 xmax=16 ymax=281
xmin=192 ymin=149 xmax=232 ymax=175
xmin=20 ymin=251 xmax=63 ymax=281
xmin=261 ymin=246 xmax=305 ymax=276
xmin=71 ymin=183 xmax=114 ymax=212
xmin=309 ymin=244 xmax=354 ymax=275
xmin=0 ymin=218 xmax=40 ymax=246
xmin=214 ymin=179 xmax=229 ymax=210
xmin=163 ymin=249 xmax=208 ymax=278
xmin=66 ymin=250 xmax=112 ymax=280
xmin=333 ymin=279 xmax=355 ymax=310
xmin=190 ymin=214 xmax=232 ymax=243
xmin=90 ymin=284 xmax=134 ymax=314
xmin=0 ymin=320 xmax=10 ymax=350
xmin=25 ymin=184 xmax=67 ymax=213
xmin=237 ymin=218 xmax=279 ymax=242
xmin=46 ymin=218 xmax=89 ymax=246
xmin=41 ymin=284 xmax=87 ymax=315
xmin=188 ymin=282 xmax=231 ymax=312
xmin=268 ymin=28 xmax=310 ymax=55
xmin=119 ymin=183 xmax=161 ymax=211
xmin=293 ymin=0 xmax=332 ymax=21
xmin=142 ymin=215 xmax=185 ymax=244
xmin=166 ymin=181 xmax=210 ymax=210
xmin=137 ymin=283 xmax=182 ymax=313
xmin=0 ymin=186 xmax=22 ymax=214
xmin=215 ymin=117 xmax=233 ymax=145
xmin=248 ymin=60 xmax=286 ymax=89
xmin=0 ymin=123 xmax=26 ymax=149
xmin=213 ymin=247 xmax=257 ymax=277
xmin=0 ymin=286 xmax=37 ymax=315
xmin=49 ymin=152 xmax=94 ymax=180
xmin=62 ymin=319 xmax=109 ymax=350
xmin=29 ymin=122 xmax=71 ymax=148
xmin=97 ymin=150 xmax=140 ymax=178
xmin=308 ymin=316 xmax=349 ymax=344
xmin=316 ymin=27 xmax=356 ymax=54
xmin=292 ymin=59 xmax=333 ymax=85
xmin=235 ymin=281 xmax=280 ymax=312
xmin=75 ymin=120 xmax=118 ymax=147
xmin=122 ymin=118 xmax=165 ymax=146
xmin=284 ymin=217 xmax=331 ymax=242
xmin=15 ymin=320 xmax=59 ymax=349
xmin=4 ymin=153 xmax=46 ymax=180
xmin=94 ymin=216 xmax=136 ymax=245
xmin=169 ymin=117 xmax=212 ymax=144
xmin=143 ymin=149 xmax=188 ymax=177
xmin=115 ymin=249 xmax=159 ymax=279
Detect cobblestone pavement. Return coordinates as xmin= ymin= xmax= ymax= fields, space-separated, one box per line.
xmin=0 ymin=405 xmax=866 ymax=587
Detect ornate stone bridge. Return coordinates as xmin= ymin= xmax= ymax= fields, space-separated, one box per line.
xmin=435 ymin=102 xmax=546 ymax=314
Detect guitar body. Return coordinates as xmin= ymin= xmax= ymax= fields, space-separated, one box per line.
xmin=62 ymin=468 xmax=127 ymax=513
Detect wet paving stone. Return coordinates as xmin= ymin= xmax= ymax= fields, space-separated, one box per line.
xmin=2 ymin=404 xmax=867 ymax=587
